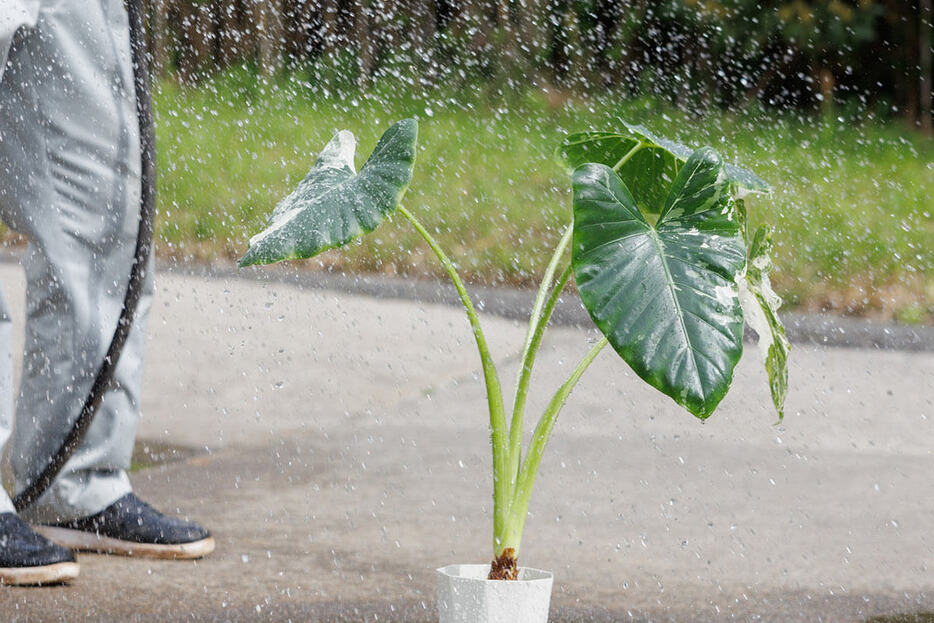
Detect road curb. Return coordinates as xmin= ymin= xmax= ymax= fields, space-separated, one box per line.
xmin=1 ymin=251 xmax=928 ymax=352
xmin=183 ymin=260 xmax=934 ymax=353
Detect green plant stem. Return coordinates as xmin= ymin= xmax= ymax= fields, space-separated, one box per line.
xmin=506 ymin=226 xmax=572 ymax=500
xmin=501 ymin=336 xmax=609 ymax=554
xmin=396 ymin=205 xmax=509 ymax=553
xmin=612 ymin=141 xmax=644 ymax=172
xmin=506 ymin=265 xmax=572 ymax=489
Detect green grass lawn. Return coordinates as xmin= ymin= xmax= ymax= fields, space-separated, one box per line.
xmin=154 ymin=69 xmax=934 ymax=323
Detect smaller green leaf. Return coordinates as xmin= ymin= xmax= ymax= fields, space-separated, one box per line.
xmin=739 ymin=225 xmax=790 ymax=421
xmin=557 ymin=122 xmax=770 ymax=214
xmin=557 ymin=130 xmax=679 ymax=215
xmin=626 ymin=122 xmax=771 ymax=196
xmin=239 ymin=119 xmax=418 ymax=267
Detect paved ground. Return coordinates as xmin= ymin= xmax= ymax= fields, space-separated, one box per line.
xmin=0 ymin=262 xmax=932 ymax=622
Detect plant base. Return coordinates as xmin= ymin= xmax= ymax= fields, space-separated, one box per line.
xmin=436 ymin=563 xmax=553 ymax=623
xmin=487 ymin=548 xmax=518 ymax=580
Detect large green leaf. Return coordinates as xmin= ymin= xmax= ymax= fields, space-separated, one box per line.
xmin=572 ymin=147 xmax=747 ymax=418
xmin=239 ymin=119 xmax=418 ymax=267
xmin=739 ymin=225 xmax=790 ymax=422
xmin=558 ymin=122 xmax=770 ymax=214
xmin=559 ymin=130 xmax=679 ymax=217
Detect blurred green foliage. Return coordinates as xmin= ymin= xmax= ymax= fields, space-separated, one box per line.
xmin=153 ymin=67 xmax=934 ymax=324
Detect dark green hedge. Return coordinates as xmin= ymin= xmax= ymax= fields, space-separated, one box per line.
xmin=146 ymin=0 xmax=932 ymax=127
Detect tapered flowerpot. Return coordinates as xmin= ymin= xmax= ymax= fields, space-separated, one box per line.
xmin=436 ymin=564 xmax=554 ymax=623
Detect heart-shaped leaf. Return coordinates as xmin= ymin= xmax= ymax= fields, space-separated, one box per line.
xmin=572 ymin=147 xmax=747 ymax=418
xmin=239 ymin=119 xmax=418 ymax=267
xmin=738 ymin=225 xmax=790 ymax=421
xmin=558 ymin=122 xmax=770 ymax=214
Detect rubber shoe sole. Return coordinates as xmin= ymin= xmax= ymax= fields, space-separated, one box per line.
xmin=36 ymin=526 xmax=215 ymax=560
xmin=0 ymin=561 xmax=80 ymax=586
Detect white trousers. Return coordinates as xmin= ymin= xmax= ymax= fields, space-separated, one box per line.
xmin=0 ymin=0 xmax=152 ymax=521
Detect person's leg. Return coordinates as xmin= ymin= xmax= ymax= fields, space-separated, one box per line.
xmin=0 ymin=0 xmax=212 ymax=561
xmin=2 ymin=0 xmax=213 ymax=559
xmin=4 ymin=0 xmax=150 ymax=525
xmin=0 ymin=22 xmax=79 ymax=587
xmin=0 ymin=289 xmax=15 ymax=515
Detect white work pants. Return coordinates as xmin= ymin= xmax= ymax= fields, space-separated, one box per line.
xmin=0 ymin=0 xmax=152 ymax=521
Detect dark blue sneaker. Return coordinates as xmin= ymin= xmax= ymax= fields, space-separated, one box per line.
xmin=0 ymin=512 xmax=79 ymax=585
xmin=37 ymin=493 xmax=214 ymax=560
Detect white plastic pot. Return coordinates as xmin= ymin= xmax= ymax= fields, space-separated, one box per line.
xmin=436 ymin=563 xmax=554 ymax=623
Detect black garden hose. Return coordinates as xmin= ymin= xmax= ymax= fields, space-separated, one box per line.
xmin=13 ymin=0 xmax=156 ymax=511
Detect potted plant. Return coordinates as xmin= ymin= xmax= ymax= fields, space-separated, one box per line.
xmin=239 ymin=118 xmax=789 ymax=623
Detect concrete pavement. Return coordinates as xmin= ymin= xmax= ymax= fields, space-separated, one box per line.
xmin=0 ymin=262 xmax=932 ymax=622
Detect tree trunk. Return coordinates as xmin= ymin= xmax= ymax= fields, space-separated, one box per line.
xmin=818 ymin=66 xmax=835 ymax=117
xmin=922 ymin=0 xmax=933 ymax=135
xmin=148 ymin=0 xmax=169 ymax=77
xmin=319 ymin=0 xmax=342 ymax=55
xmin=282 ymin=0 xmax=318 ymax=63
xmin=412 ymin=0 xmax=438 ymax=80
xmin=256 ymin=0 xmax=283 ymax=76
xmin=546 ymin=0 xmax=569 ymax=83
xmin=214 ymin=0 xmax=242 ymax=68
xmin=353 ymin=1 xmax=375 ymax=87
xmin=176 ymin=0 xmax=214 ymax=83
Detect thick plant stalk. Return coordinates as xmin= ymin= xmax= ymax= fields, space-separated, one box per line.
xmin=505 ymin=264 xmax=572 ymax=492
xmin=506 ymin=226 xmax=572 ymax=500
xmin=502 ymin=337 xmax=609 ymax=555
xmin=396 ymin=206 xmax=510 ymax=551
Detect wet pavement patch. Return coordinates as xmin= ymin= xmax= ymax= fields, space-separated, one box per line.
xmin=1 ymin=439 xmax=203 ymax=489
xmin=129 ymin=439 xmax=203 ymax=472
